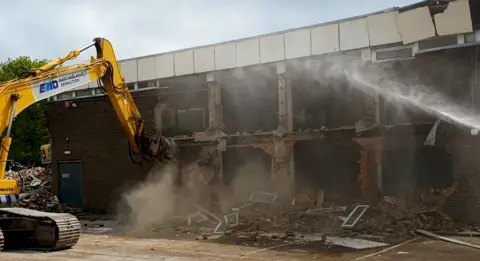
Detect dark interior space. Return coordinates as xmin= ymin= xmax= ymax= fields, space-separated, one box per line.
xmin=291 ymin=73 xmax=368 ymax=130
xmin=381 ymin=47 xmax=474 ymax=125
xmin=222 ymin=146 xmax=271 ymax=187
xmin=470 ymin=0 xmax=480 ymax=30
xmin=152 ymin=86 xmax=209 ymax=137
xmin=221 ymin=68 xmax=278 ymax=134
xmin=294 ymin=138 xmax=361 ymax=204
xmin=382 ymin=147 xmax=453 ymax=203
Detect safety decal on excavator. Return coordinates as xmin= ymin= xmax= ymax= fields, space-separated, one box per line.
xmin=33 ymin=69 xmax=91 ymax=101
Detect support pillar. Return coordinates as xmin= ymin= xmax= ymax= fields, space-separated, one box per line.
xmin=271 ymin=63 xmax=294 ymax=199
xmin=207 ymin=73 xmax=223 ymax=130
xmin=276 ymin=63 xmax=293 ymax=133
xmin=355 ymin=137 xmax=383 ymax=204
xmin=355 ymin=80 xmax=384 ymax=201
xmin=206 ymin=73 xmax=225 ymax=184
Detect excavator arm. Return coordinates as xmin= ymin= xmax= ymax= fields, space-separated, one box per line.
xmin=0 ymin=37 xmax=175 ymax=251
xmin=0 ymin=37 xmax=175 ymax=194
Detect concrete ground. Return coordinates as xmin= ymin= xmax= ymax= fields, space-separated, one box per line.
xmin=1 ymin=231 xmax=480 ymax=260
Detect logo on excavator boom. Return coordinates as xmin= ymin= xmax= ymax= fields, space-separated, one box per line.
xmin=0 ymin=188 xmax=14 ymax=192
xmin=39 ymin=80 xmax=59 ymax=94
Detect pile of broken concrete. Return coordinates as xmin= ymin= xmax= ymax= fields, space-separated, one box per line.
xmin=146 ymin=184 xmax=479 ymax=252
xmin=5 ymin=166 xmax=76 ymax=213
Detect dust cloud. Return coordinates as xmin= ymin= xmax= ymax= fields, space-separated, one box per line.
xmin=117 ymin=51 xmax=478 ymax=232
xmin=116 ymin=157 xmax=276 ymax=234
xmin=303 ymin=55 xmax=480 ymax=130
xmin=116 ymin=163 xmax=177 ymax=234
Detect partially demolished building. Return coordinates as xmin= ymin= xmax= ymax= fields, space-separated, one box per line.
xmin=48 ymin=0 xmax=480 ymax=225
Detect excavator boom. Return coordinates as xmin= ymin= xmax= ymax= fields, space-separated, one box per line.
xmin=0 ymin=37 xmax=175 ymax=251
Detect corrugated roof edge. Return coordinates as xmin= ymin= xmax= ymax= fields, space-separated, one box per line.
xmin=117 ymin=1 xmax=434 ymax=63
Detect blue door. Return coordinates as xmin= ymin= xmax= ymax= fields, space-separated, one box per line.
xmin=58 ymin=162 xmax=83 ymax=210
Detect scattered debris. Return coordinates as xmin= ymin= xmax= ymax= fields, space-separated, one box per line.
xmin=5 ymin=166 xmax=76 ymax=213
xmin=192 ymin=203 xmax=222 ymax=222
xmin=416 ymin=229 xmax=480 ymax=250
xmin=304 ymin=206 xmax=347 ymax=215
xmin=341 ymin=205 xmax=369 ymax=228
xmin=154 ymin=182 xmax=476 ymax=255
xmin=325 ymin=236 xmax=389 ymax=250
xmin=354 ymin=237 xmax=420 ymax=260
xmin=248 ymin=192 xmax=277 ymax=204
xmin=82 ymin=227 xmax=113 ymax=234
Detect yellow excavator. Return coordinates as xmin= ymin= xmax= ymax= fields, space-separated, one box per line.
xmin=0 ymin=38 xmax=175 ymax=251
xmin=40 ymin=142 xmax=51 ymax=165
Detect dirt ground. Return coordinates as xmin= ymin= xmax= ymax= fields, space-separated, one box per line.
xmin=2 ymin=228 xmax=480 ymax=260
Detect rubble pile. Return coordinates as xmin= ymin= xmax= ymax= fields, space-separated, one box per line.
xmin=5 ymin=167 xmax=76 ymax=213
xmin=341 ymin=205 xmax=460 ymax=239
xmin=160 ymin=182 xmax=479 ymax=248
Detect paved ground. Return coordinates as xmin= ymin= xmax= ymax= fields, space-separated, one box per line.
xmin=1 ymin=232 xmax=480 ymax=260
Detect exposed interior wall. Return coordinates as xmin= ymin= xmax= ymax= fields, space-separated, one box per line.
xmin=220 ymin=67 xmax=278 ymax=134
xmin=50 ymin=81 xmax=208 ymax=213
xmin=381 ymin=47 xmax=474 ymax=125
xmin=382 ymin=146 xmax=453 ymax=201
xmin=294 ymin=139 xmax=360 ymax=205
xmin=222 ymin=146 xmax=272 ymax=202
xmin=290 ymin=59 xmax=369 ymax=130
xmin=443 ymin=134 xmax=480 ymax=224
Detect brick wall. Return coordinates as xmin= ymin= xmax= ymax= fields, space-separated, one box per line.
xmin=50 ymin=89 xmax=208 ymax=213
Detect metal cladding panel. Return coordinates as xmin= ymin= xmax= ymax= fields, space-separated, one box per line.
xmin=73 ymin=83 xmax=89 ymax=90
xmin=155 ymin=53 xmax=174 ymax=78
xmin=339 ymin=18 xmax=370 ymax=51
xmin=137 ymin=57 xmax=156 ymax=82
xmin=285 ymin=28 xmax=311 ymax=59
xmin=194 ymin=46 xmax=215 ymax=73
xmin=434 ymin=0 xmax=473 ymax=36
xmin=367 ymin=11 xmax=402 ymax=46
xmin=397 ymin=6 xmax=436 ymax=44
xmin=311 ymin=23 xmax=340 ymax=55
xmin=260 ymin=34 xmax=285 ymax=64
xmin=119 ymin=60 xmax=138 ymax=83
xmin=215 ymin=43 xmax=237 ymax=70
xmin=237 ymin=38 xmax=260 ymax=67
xmin=174 ymin=50 xmax=194 ymax=76
xmin=88 ymin=81 xmax=98 ymax=88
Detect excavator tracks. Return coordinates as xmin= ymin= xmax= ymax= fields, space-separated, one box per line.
xmin=0 ymin=207 xmax=81 ymax=251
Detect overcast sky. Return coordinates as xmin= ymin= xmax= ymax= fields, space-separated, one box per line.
xmin=0 ymin=0 xmax=420 ymax=62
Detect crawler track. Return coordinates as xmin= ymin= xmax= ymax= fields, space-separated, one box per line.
xmin=0 ymin=207 xmax=81 ymax=251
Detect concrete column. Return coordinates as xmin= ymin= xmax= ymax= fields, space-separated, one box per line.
xmin=355 ymin=81 xmax=384 ymax=197
xmin=216 ymin=139 xmax=226 ymax=184
xmin=276 ymin=63 xmax=293 ymax=133
xmin=271 ymin=63 xmax=295 ymax=199
xmin=206 ymin=73 xmax=225 ymax=183
xmin=270 ymin=139 xmax=295 ymax=199
xmin=473 ymin=46 xmax=479 ymax=112
xmin=207 ymin=72 xmax=223 ymax=130
xmin=355 ymin=137 xmax=383 ymax=203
